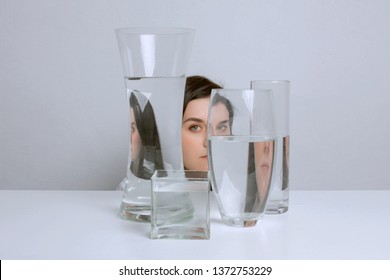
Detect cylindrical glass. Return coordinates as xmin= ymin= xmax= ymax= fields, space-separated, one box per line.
xmin=207 ymin=89 xmax=276 ymax=227
xmin=250 ymin=80 xmax=290 ymax=214
xmin=116 ymin=27 xmax=195 ymax=221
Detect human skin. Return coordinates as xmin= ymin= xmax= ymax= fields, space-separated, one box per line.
xmin=208 ymin=102 xmax=231 ymax=137
xmin=254 ymin=140 xmax=274 ymax=206
xmin=182 ymin=97 xmax=210 ymax=171
xmin=130 ymin=108 xmax=142 ymax=162
xmin=182 ymin=98 xmax=231 ymax=171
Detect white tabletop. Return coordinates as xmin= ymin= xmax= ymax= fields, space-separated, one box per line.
xmin=0 ymin=190 xmax=389 ymax=260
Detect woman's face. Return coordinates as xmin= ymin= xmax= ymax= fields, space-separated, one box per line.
xmin=182 ymin=97 xmax=210 ymax=171
xmin=130 ymin=108 xmax=142 ymax=161
xmin=209 ymin=102 xmax=231 ymax=136
xmin=254 ymin=141 xmax=274 ymax=204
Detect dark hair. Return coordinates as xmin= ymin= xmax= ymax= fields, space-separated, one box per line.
xmin=130 ymin=91 xmax=164 ymax=179
xmin=183 ymin=75 xmax=222 ymax=114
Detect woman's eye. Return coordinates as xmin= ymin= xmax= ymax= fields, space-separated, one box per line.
xmin=215 ymin=124 xmax=231 ymax=136
xmin=190 ymin=125 xmax=201 ymax=132
xmin=131 ymin=124 xmax=137 ymax=134
xmin=217 ymin=125 xmax=227 ymax=131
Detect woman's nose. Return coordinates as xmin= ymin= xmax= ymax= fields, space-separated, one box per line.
xmin=264 ymin=143 xmax=269 ymax=154
xmin=202 ymin=131 xmax=207 ymax=147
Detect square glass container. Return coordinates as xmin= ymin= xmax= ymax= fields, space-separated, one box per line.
xmin=151 ymin=170 xmax=210 ymax=239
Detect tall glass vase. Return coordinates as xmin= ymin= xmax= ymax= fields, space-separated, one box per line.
xmin=116 ymin=27 xmax=195 ymax=222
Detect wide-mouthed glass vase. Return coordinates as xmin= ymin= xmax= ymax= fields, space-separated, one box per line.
xmin=207 ymin=89 xmax=277 ymax=227
xmin=116 ymin=27 xmax=195 ymax=222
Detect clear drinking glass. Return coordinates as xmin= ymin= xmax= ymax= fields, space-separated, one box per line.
xmin=207 ymin=89 xmax=276 ymax=227
xmin=250 ymin=80 xmax=290 ymax=214
xmin=151 ymin=170 xmax=210 ymax=239
xmin=116 ymin=27 xmax=195 ymax=221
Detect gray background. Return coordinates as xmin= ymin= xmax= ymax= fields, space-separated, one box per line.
xmin=1 ymin=0 xmax=389 ymax=190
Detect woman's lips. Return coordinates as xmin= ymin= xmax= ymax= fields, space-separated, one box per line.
xmin=261 ymin=164 xmax=270 ymax=170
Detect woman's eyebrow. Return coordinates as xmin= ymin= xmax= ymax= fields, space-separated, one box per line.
xmin=217 ymin=120 xmax=229 ymax=126
xmin=182 ymin=117 xmax=206 ymax=124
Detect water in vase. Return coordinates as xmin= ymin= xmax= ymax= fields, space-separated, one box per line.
xmin=266 ymin=135 xmax=289 ymax=214
xmin=120 ymin=76 xmax=185 ymax=221
xmin=208 ymin=136 xmax=275 ymax=226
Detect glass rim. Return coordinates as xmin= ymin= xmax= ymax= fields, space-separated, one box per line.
xmin=251 ymin=80 xmax=290 ymax=84
xmin=210 ymin=88 xmax=273 ymax=94
xmin=115 ymin=26 xmax=195 ymax=35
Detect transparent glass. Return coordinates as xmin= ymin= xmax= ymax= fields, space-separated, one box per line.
xmin=151 ymin=170 xmax=210 ymax=240
xmin=207 ymin=89 xmax=276 ymax=227
xmin=116 ymin=27 xmax=195 ymax=221
xmin=251 ymin=80 xmax=290 ymax=214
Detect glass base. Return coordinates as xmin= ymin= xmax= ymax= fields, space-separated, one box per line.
xmin=120 ymin=195 xmax=196 ymax=223
xmin=151 ymin=226 xmax=210 ymax=240
xmin=221 ymin=215 xmax=263 ymax=228
xmin=120 ymin=201 xmax=151 ymax=222
xmin=118 ymin=177 xmax=152 ymax=222
xmin=265 ymin=199 xmax=289 ymax=214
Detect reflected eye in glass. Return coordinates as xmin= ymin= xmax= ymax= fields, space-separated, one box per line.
xmin=215 ymin=121 xmax=230 ymax=135
xmin=131 ymin=123 xmax=136 ymax=134
xmin=216 ymin=124 xmax=227 ymax=132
